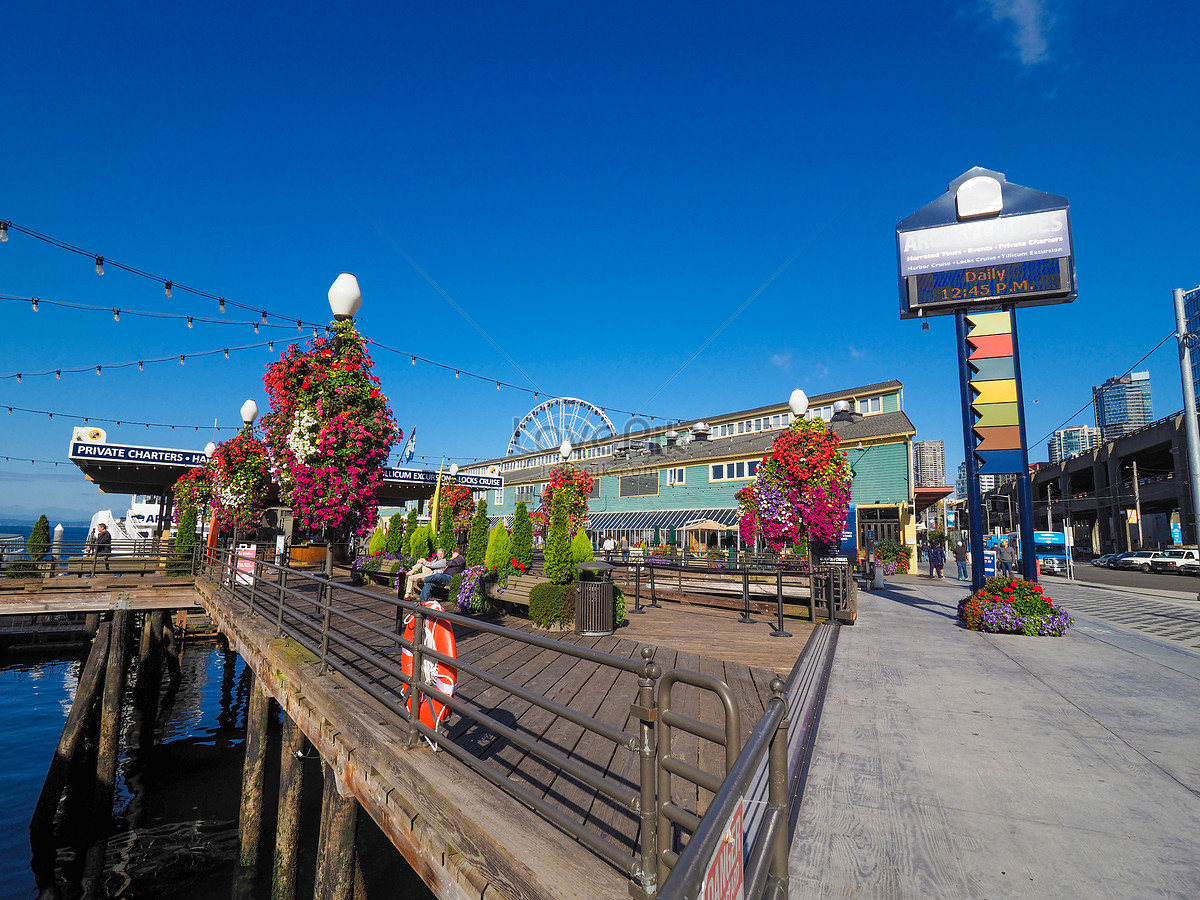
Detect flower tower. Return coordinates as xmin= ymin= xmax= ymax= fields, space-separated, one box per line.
xmin=737 ymin=416 xmax=852 ymax=555
xmin=260 ymin=275 xmax=400 ymax=540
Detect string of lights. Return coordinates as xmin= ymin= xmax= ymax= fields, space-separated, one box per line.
xmin=0 ymin=293 xmax=320 ymax=335
xmin=0 ymin=454 xmax=67 ymax=467
xmin=2 ymin=402 xmax=238 ymax=433
xmin=0 ymin=217 xmax=686 ymax=424
xmin=1 ymin=340 xmax=282 ymax=382
xmin=0 ymin=217 xmax=331 ymax=327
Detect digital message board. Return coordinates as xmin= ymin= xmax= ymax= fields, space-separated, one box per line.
xmin=897 ymin=171 xmax=1075 ymax=319
xmin=908 ymin=256 xmax=1071 ymax=311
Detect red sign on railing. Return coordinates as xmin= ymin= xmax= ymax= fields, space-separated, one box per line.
xmin=701 ymin=800 xmax=744 ymax=900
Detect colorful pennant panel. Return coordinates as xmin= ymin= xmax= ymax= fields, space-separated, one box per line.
xmin=966 ymin=311 xmax=1024 ymax=474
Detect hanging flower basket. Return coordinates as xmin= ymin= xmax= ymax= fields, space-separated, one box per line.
xmin=261 ymin=319 xmax=399 ymax=539
xmin=737 ymin=418 xmax=852 ymax=553
xmin=209 ymin=430 xmax=272 ymax=531
xmin=172 ymin=465 xmax=214 ymax=522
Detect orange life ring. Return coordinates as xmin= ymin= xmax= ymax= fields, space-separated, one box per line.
xmin=400 ymin=600 xmax=458 ymax=731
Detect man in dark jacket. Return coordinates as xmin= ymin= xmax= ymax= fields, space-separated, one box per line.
xmin=94 ymin=523 xmax=112 ymax=572
xmin=420 ymin=547 xmax=465 ymax=602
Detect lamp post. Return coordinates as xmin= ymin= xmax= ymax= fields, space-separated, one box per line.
xmin=240 ymin=399 xmax=258 ymax=429
xmin=560 ymin=440 xmax=572 ymax=462
xmin=789 ymin=388 xmax=809 ymax=418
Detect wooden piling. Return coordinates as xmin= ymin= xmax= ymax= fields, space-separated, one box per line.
xmin=314 ymin=764 xmax=359 ymax=900
xmin=272 ymin=716 xmax=307 ymax=900
xmin=238 ymin=675 xmax=271 ymax=867
xmin=80 ymin=608 xmax=131 ymax=899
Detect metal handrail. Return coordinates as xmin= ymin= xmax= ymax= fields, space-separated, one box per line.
xmin=195 ymin=546 xmax=659 ymax=890
xmin=194 ymin=545 xmax=842 ymax=900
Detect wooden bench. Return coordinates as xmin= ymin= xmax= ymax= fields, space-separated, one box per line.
xmin=484 ymin=574 xmax=546 ymax=613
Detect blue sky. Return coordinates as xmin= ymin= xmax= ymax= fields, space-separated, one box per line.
xmin=3 ymin=1 xmax=1199 ymax=522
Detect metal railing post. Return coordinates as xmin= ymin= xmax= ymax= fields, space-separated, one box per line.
xmin=631 ymin=646 xmax=661 ymax=899
xmin=766 ymin=677 xmax=790 ymax=898
xmin=647 ymin=562 xmax=661 ymax=608
xmin=275 ymin=564 xmax=288 ymax=635
xmin=738 ymin=568 xmax=753 ymax=623
xmin=405 ymin=608 xmax=426 ymax=749
xmin=247 ymin=557 xmax=260 ymax=617
xmin=318 ymin=577 xmax=333 ymax=673
xmin=630 ymin=564 xmax=643 ymax=614
xmin=771 ymin=569 xmax=792 ymax=638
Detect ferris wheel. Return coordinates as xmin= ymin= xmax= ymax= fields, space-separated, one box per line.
xmin=507 ymin=397 xmax=616 ymax=457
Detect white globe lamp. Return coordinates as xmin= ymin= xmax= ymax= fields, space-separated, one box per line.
xmin=328 ymin=273 xmax=363 ymax=321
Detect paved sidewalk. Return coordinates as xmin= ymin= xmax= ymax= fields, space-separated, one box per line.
xmin=789 ymin=575 xmax=1200 ymax=899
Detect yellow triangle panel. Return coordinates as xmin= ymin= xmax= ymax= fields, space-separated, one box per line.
xmin=972 ymin=402 xmax=1020 ymax=428
xmin=969 ymin=380 xmax=1018 ymax=405
xmin=965 ymin=311 xmax=1013 ymax=337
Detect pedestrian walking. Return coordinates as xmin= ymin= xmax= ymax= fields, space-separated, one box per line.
xmin=998 ymin=540 xmax=1016 ymax=579
xmin=620 ymin=535 xmax=630 ymax=563
xmin=602 ymin=534 xmax=615 ymax=563
xmin=954 ymin=540 xmax=969 ymax=580
xmin=94 ymin=523 xmax=112 ymax=573
xmin=928 ymin=543 xmax=946 ymax=579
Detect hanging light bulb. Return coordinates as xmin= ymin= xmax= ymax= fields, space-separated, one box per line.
xmin=164 ymin=280 xmax=172 ymax=298
xmin=268 ymin=342 xmax=274 ymax=352
xmin=223 ymin=348 xmax=230 ymax=358
xmin=180 ymin=355 xmax=185 ymax=365
xmin=496 ymin=382 xmax=501 ymax=390
xmin=411 ymin=356 xmax=416 ymax=365
xmin=15 ymin=374 xmax=20 ymax=383
xmin=296 ymin=321 xmax=302 ymax=332
xmin=455 ymin=370 xmax=459 ymax=378
xmin=253 ymin=322 xmax=259 ymax=334
xmin=261 ymin=311 xmax=268 ymax=325
xmin=96 ymin=366 xmax=101 ymax=376
xmin=31 ymin=298 xmax=39 ymax=312
xmin=113 ymin=309 xmax=120 ymax=322
xmin=95 ymin=256 xmax=104 ymax=275
xmin=137 ymin=361 xmax=143 ymax=371
xmin=55 ymin=370 xmax=60 ymax=379
xmin=0 ymin=222 xmax=8 ymax=242
xmin=218 ymin=297 xmax=226 ymax=313
xmin=48 ymin=412 xmax=52 ymax=421
xmin=145 ymin=422 xmax=149 ymax=429
xmin=116 ymin=421 xmax=120 ymax=428
xmin=187 ymin=316 xmax=193 ymax=328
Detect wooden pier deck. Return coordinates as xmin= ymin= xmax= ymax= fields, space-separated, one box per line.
xmin=196 ymin=571 xmax=816 ymax=900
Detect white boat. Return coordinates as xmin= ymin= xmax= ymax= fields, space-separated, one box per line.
xmin=87 ymin=496 xmax=168 ymax=551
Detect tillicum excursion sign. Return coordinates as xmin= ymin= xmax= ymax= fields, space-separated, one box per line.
xmin=897 ymin=168 xmax=1076 ymax=318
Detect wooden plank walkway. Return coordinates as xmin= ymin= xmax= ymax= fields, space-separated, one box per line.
xmin=202 ymin=570 xmax=815 ymax=894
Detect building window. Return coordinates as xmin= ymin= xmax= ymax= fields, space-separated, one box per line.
xmin=808 ymin=405 xmax=833 ymax=421
xmin=858 ymin=396 xmax=882 ymax=414
xmin=711 ymin=464 xmax=724 ymax=481
xmin=619 ymin=473 xmax=659 ymax=497
xmin=667 ymin=467 xmax=685 ymax=485
xmin=588 ymin=477 xmax=600 ymax=499
xmin=494 ymin=487 xmax=504 ymax=506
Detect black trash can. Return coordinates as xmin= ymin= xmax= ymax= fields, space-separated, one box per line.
xmin=575 ymin=561 xmax=616 ymax=636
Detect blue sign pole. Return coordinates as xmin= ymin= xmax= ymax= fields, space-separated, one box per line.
xmin=1009 ymin=310 xmax=1038 ymax=583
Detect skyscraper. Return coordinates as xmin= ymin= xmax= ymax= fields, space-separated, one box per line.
xmin=1093 ymin=371 xmax=1153 ymax=441
xmin=1048 ymin=425 xmax=1099 ymax=464
xmin=913 ymin=440 xmax=945 ymax=487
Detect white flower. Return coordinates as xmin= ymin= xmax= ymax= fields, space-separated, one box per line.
xmin=287 ymin=409 xmax=321 ymax=462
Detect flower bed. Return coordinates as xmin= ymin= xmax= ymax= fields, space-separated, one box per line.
xmin=957 ymin=577 xmax=1074 ymax=636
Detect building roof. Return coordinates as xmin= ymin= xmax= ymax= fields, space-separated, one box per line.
xmin=494 ymin=409 xmax=916 ymax=486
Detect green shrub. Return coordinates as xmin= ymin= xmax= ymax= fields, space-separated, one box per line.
xmin=510 ymin=501 xmax=533 ymax=570
xmin=28 ymin=515 xmax=50 ymax=561
xmin=170 ymin=506 xmax=199 ymax=575
xmin=409 ymin=525 xmax=433 ymax=560
xmin=385 ymin=512 xmax=406 ymax=554
xmin=544 ymin=492 xmax=574 ymax=585
xmin=467 ymin=499 xmax=489 ymax=567
xmin=613 ymin=583 xmax=626 ymax=626
xmin=485 ymin=523 xmax=510 ymax=571
xmin=404 ymin=509 xmax=419 ymax=555
xmin=529 ymin=582 xmax=575 ymax=628
xmin=438 ymin=508 xmax=456 ymax=554
xmin=368 ymin=524 xmax=388 ymax=555
xmin=5 ymin=560 xmax=39 ymax=578
xmin=570 ymin=529 xmax=594 ymax=565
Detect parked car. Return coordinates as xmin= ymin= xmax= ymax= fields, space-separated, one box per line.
xmin=1116 ymin=550 xmax=1157 ymax=572
xmin=1107 ymin=552 xmax=1136 ymax=568
xmin=1149 ymin=548 xmax=1200 ymax=574
xmin=1092 ymin=554 xmax=1117 ymax=567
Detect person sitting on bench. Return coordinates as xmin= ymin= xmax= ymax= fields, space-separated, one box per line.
xmin=420 ymin=547 xmax=466 ymax=602
xmin=404 ymin=549 xmax=447 ymax=600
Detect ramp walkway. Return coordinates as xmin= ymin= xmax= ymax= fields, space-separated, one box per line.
xmin=790 ymin=575 xmax=1200 ymax=899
